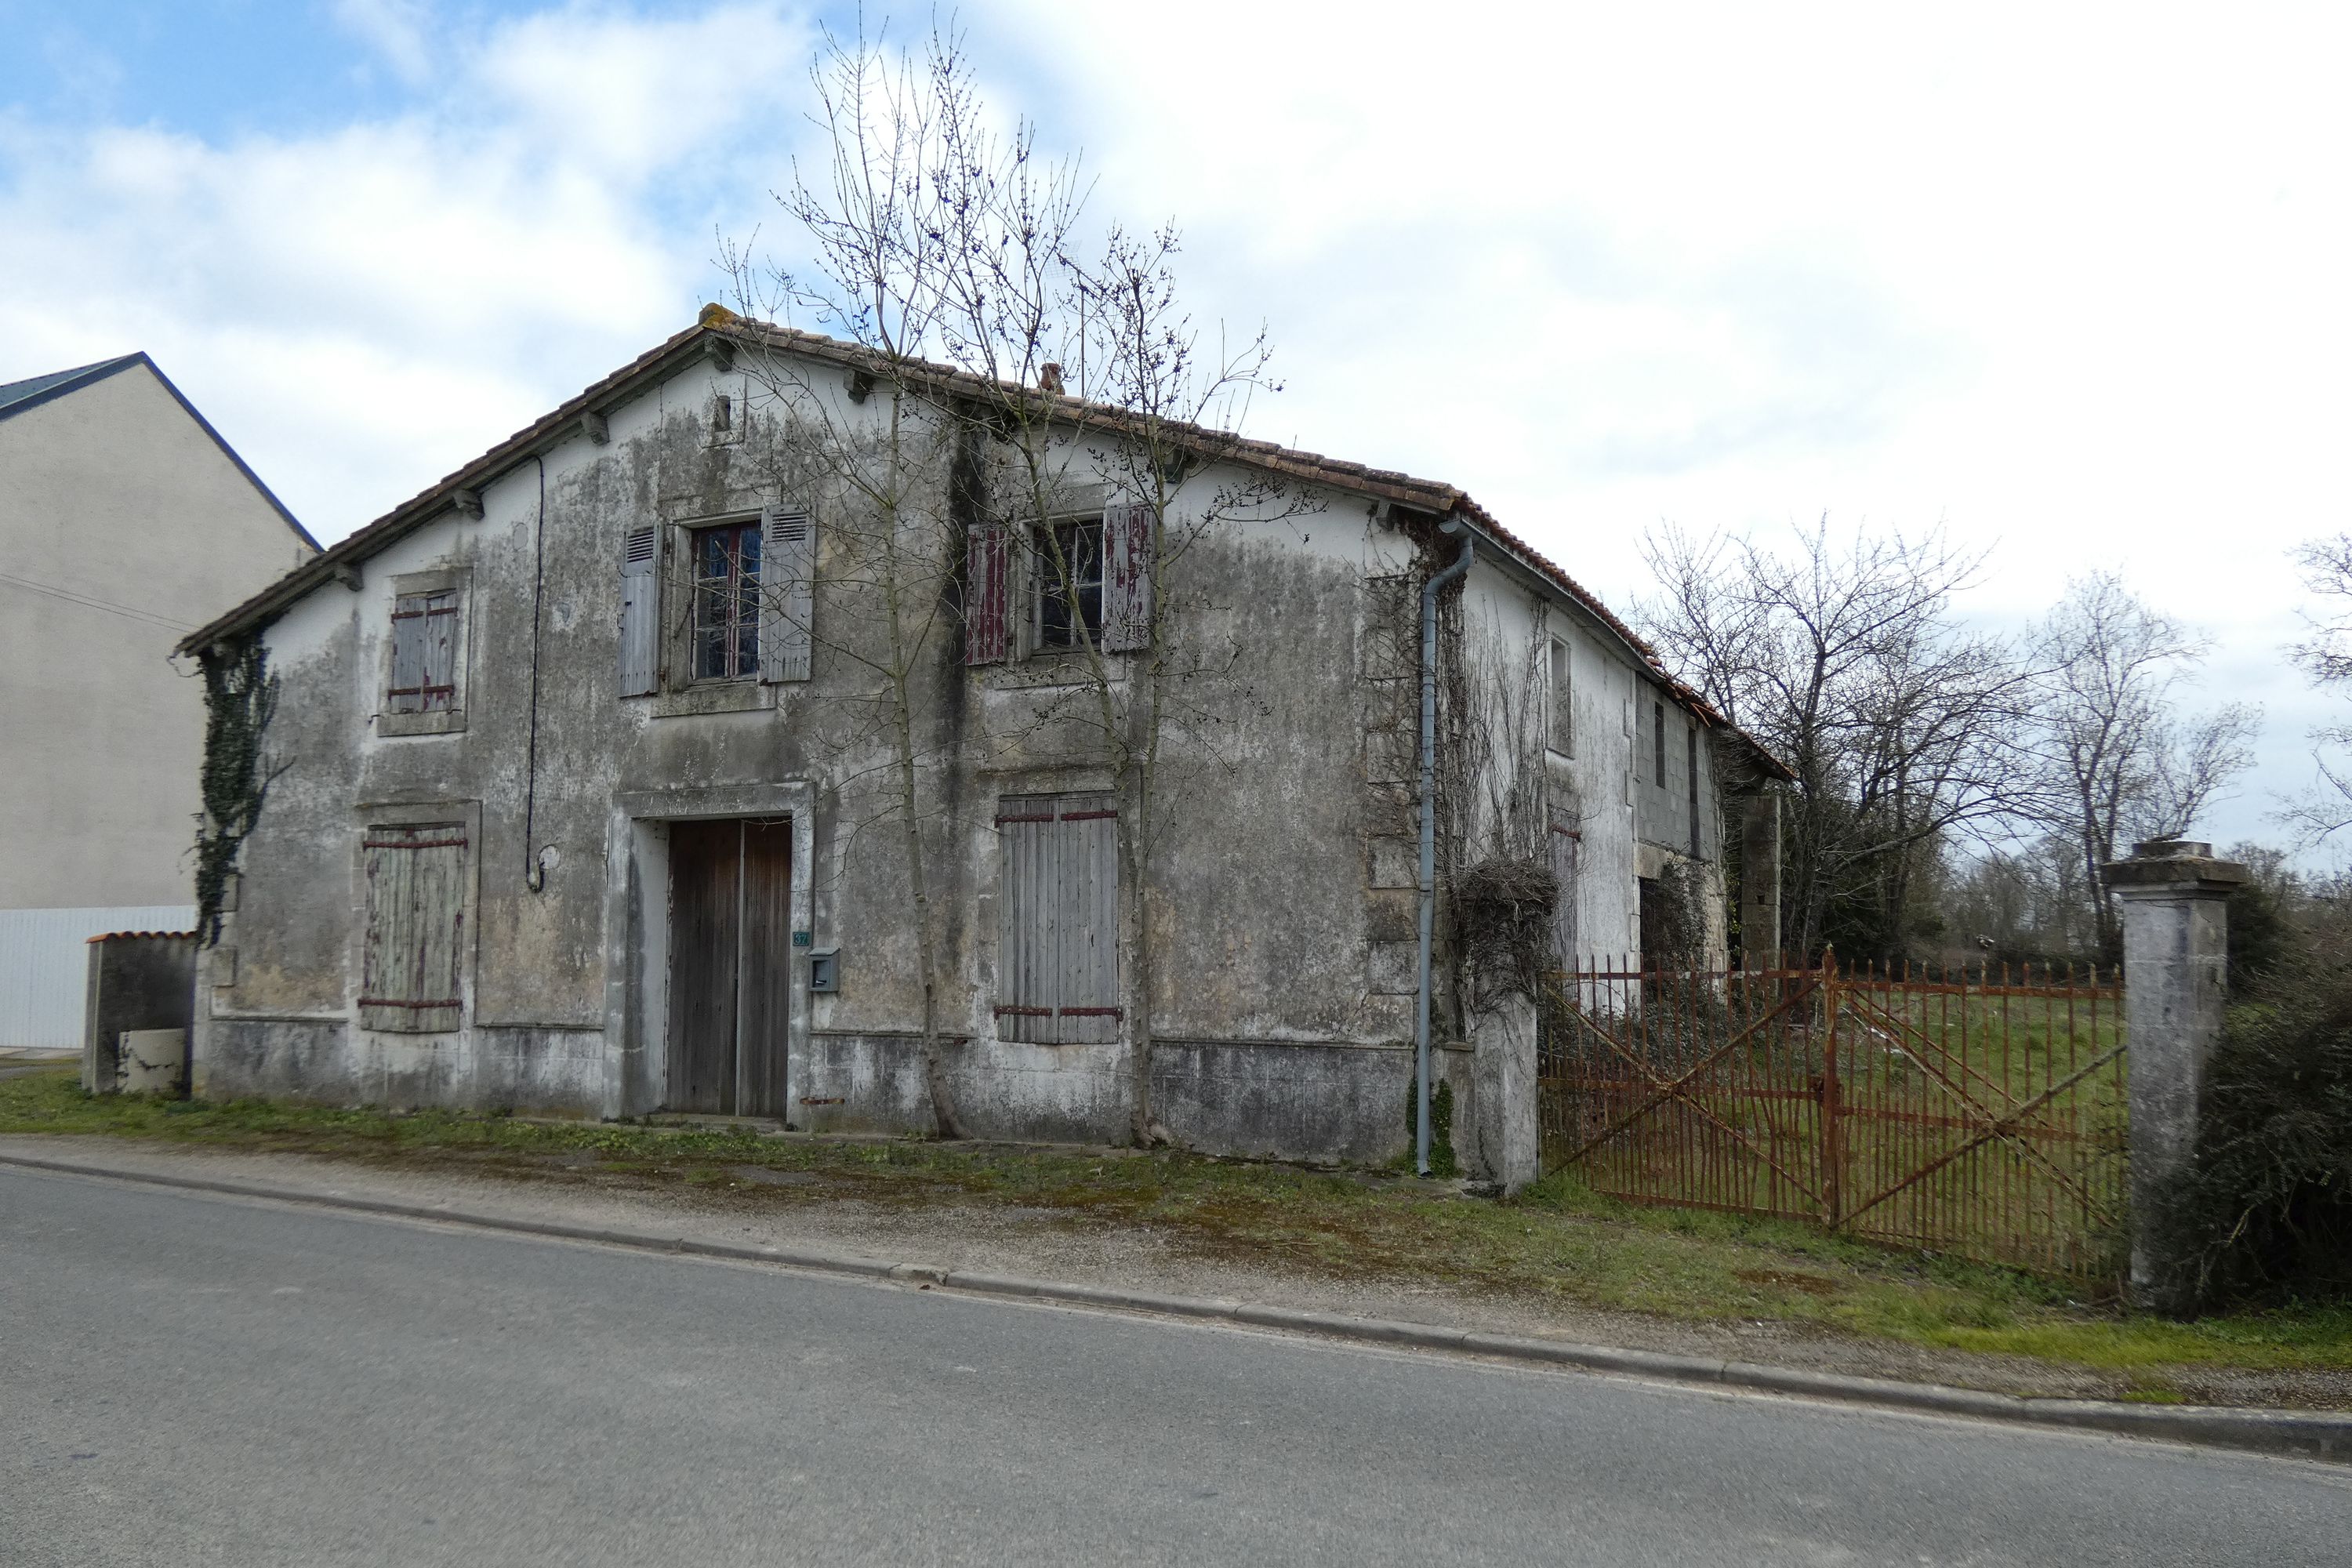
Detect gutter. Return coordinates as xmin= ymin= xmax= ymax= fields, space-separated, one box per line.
xmin=1417 ymin=519 xmax=1475 ymax=1177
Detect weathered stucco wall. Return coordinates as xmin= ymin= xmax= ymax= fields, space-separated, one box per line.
xmin=198 ymin=344 xmax=1737 ymax=1163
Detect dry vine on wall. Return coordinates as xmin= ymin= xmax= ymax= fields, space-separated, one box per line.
xmin=1434 ymin=583 xmax=1558 ymax=1014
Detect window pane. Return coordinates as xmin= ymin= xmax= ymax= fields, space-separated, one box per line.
xmin=691 ymin=522 xmax=761 ymax=679
xmin=1037 ymin=517 xmax=1106 ymax=650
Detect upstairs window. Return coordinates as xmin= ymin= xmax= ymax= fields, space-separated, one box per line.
xmin=388 ymin=590 xmax=459 ymax=714
xmin=967 ymin=503 xmax=1152 ymax=666
xmin=1033 ymin=517 xmax=1105 ymax=652
xmin=1547 ymin=637 xmax=1573 ymax=757
xmin=692 ymin=521 xmax=762 ymax=681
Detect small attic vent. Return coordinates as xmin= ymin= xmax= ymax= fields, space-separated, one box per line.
xmin=712 ymin=393 xmax=732 ymax=433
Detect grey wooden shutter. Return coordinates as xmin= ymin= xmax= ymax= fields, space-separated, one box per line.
xmin=359 ymin=825 xmax=466 ymax=1033
xmin=996 ymin=797 xmax=1059 ymax=1042
xmin=618 ymin=526 xmax=659 ymax=696
xmin=1549 ymin=809 xmax=1581 ymax=971
xmin=387 ymin=596 xmax=426 ymax=714
xmin=995 ymin=795 xmax=1120 ymax=1045
xmin=760 ymin=507 xmax=815 ymax=683
xmin=1102 ymin=503 xmax=1153 ymax=653
xmin=965 ymin=521 xmax=1011 ymax=665
xmin=422 ymin=591 xmax=459 ymax=712
xmin=1056 ymin=796 xmax=1121 ymax=1043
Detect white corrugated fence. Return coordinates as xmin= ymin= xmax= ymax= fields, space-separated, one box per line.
xmin=0 ymin=906 xmax=197 ymax=1050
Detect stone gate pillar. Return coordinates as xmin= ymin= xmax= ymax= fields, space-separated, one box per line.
xmin=1468 ymin=993 xmax=1540 ymax=1196
xmin=2100 ymin=837 xmax=2247 ymax=1315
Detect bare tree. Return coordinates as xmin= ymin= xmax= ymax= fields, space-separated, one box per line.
xmin=2027 ymin=572 xmax=2257 ymax=961
xmin=1940 ymin=835 xmax=2100 ymax=966
xmin=946 ymin=220 xmax=1301 ymax=1145
xmin=2285 ymin=532 xmax=2352 ymax=841
xmin=718 ymin=24 xmax=988 ymax=1138
xmin=1638 ymin=517 xmax=2035 ymax=960
xmin=725 ymin=20 xmax=1298 ymax=1146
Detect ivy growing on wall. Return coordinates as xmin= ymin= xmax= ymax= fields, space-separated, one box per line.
xmin=194 ymin=633 xmax=280 ymax=946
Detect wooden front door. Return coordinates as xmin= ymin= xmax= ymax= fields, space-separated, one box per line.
xmin=666 ymin=818 xmax=793 ymax=1116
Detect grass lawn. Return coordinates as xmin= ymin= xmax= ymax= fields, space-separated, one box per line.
xmin=5 ymin=1066 xmax=2347 ymax=1388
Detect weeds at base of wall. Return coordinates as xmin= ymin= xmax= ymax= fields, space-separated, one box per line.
xmin=1401 ymin=1076 xmax=1457 ymax=1178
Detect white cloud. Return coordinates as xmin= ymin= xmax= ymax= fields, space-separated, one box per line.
xmin=5 ymin=0 xmax=2345 ymax=848
xmin=333 ymin=0 xmax=437 ymax=87
xmin=974 ymin=0 xmax=2352 ymax=845
xmin=0 ymin=2 xmax=817 ymax=540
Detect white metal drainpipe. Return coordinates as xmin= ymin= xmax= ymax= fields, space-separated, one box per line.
xmin=1417 ymin=518 xmax=1475 ymax=1177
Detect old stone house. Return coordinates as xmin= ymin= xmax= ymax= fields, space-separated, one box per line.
xmin=0 ymin=353 xmax=316 ymax=1050
xmin=178 ymin=310 xmax=1784 ymax=1186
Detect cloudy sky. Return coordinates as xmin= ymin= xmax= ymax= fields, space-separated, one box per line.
xmin=5 ymin=1 xmax=2346 ymax=849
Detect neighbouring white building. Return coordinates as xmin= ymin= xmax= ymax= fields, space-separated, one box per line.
xmin=0 ymin=354 xmax=317 ymax=1049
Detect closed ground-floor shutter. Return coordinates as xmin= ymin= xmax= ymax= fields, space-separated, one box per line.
xmin=996 ymin=794 xmax=1119 ymax=1044
xmin=359 ymin=825 xmax=467 ymax=1033
xmin=1549 ymin=809 xmax=1581 ymax=968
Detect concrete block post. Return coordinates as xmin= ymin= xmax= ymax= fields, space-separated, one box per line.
xmin=1468 ymin=993 xmax=1540 ymax=1195
xmin=1738 ymin=791 xmax=1782 ymax=967
xmin=2100 ymin=837 xmax=2248 ymax=1314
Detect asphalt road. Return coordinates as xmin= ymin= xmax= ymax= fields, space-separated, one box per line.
xmin=2 ymin=1167 xmax=2344 ymax=1566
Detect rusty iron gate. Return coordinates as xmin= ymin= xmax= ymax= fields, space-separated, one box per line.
xmin=1538 ymin=956 xmax=2129 ymax=1282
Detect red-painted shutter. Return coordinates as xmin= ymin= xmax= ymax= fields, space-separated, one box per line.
xmin=1102 ymin=503 xmax=1153 ymax=653
xmin=965 ymin=520 xmax=1010 ymax=665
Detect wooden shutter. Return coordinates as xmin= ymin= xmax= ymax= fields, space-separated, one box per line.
xmin=996 ymin=797 xmax=1059 ymax=1043
xmin=1057 ymin=797 xmax=1120 ymax=1043
xmin=359 ymin=824 xmax=466 ymax=1033
xmin=995 ymin=794 xmax=1119 ymax=1044
xmin=387 ymin=596 xmax=427 ymax=714
xmin=964 ymin=521 xmax=1010 ymax=665
xmin=421 ymin=591 xmax=458 ymax=712
xmin=618 ymin=526 xmax=659 ymax=696
xmin=760 ymin=507 xmax=815 ymax=683
xmin=1550 ymin=808 xmax=1581 ymax=971
xmin=1102 ymin=503 xmax=1153 ymax=653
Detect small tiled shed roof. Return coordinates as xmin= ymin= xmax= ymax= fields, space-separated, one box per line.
xmin=175 ymin=311 xmax=1789 ymax=780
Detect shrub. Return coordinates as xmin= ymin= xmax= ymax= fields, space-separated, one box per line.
xmin=2172 ymin=895 xmax=2352 ymax=1305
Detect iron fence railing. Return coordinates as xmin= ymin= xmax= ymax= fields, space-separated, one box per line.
xmin=1539 ymin=953 xmax=2128 ymax=1284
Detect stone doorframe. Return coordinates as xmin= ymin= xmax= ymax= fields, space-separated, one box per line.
xmin=599 ymin=782 xmax=816 ymax=1120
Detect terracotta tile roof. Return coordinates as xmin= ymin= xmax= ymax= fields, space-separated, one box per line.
xmin=84 ymin=930 xmax=197 ymax=943
xmin=176 ymin=311 xmax=1789 ymax=780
